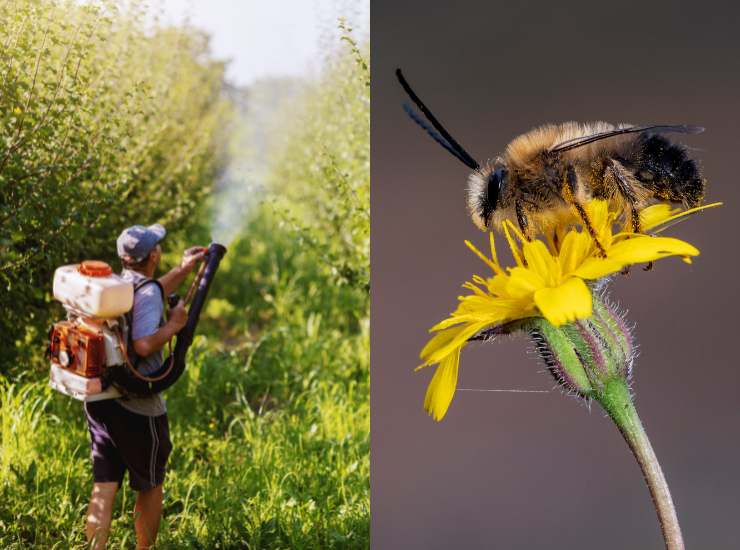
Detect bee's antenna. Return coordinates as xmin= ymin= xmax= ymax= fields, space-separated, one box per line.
xmin=402 ymin=104 xmax=474 ymax=167
xmin=396 ymin=68 xmax=480 ymax=171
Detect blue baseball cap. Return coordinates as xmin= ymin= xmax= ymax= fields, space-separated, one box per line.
xmin=116 ymin=224 xmax=166 ymax=262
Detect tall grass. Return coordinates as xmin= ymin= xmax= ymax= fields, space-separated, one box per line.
xmin=0 ymin=342 xmax=367 ymax=548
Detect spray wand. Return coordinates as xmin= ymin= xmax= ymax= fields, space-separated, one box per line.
xmin=106 ymin=242 xmax=227 ymax=394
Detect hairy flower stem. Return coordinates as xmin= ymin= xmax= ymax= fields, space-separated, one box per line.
xmin=527 ymin=295 xmax=683 ymax=549
xmin=597 ymin=378 xmax=684 ymax=550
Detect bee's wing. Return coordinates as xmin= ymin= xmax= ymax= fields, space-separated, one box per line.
xmin=550 ymin=124 xmax=704 ymax=153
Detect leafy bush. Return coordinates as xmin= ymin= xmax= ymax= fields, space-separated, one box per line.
xmin=204 ymin=29 xmax=370 ymax=346
xmin=0 ymin=0 xmax=230 ymax=371
xmin=268 ymin=22 xmax=370 ymax=293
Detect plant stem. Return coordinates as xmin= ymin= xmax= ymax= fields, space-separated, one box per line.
xmin=597 ymin=378 xmax=684 ymax=550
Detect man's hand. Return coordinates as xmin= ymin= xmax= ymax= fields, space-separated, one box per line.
xmin=159 ymin=245 xmax=207 ymax=295
xmin=180 ymin=246 xmax=207 ymax=273
xmin=168 ymin=300 xmax=188 ymax=331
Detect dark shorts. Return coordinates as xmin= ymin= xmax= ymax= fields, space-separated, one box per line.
xmin=84 ymin=399 xmax=172 ymax=491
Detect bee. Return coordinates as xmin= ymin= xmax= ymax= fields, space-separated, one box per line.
xmin=396 ymin=69 xmax=706 ymax=254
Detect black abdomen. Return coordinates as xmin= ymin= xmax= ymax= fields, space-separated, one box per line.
xmin=633 ymin=134 xmax=705 ymax=206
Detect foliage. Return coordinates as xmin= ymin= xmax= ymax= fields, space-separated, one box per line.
xmin=267 ymin=23 xmax=370 ymax=293
xmin=0 ymin=2 xmax=369 ymax=547
xmin=0 ymin=0 xmax=231 ymax=371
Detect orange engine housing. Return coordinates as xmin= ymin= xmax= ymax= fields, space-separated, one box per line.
xmin=49 ymin=321 xmax=106 ymax=378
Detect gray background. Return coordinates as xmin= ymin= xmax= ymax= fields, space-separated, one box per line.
xmin=371 ymin=1 xmax=740 ymax=548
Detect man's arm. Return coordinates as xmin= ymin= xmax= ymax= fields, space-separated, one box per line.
xmin=158 ymin=246 xmax=207 ymax=295
xmin=132 ymin=300 xmax=187 ymax=357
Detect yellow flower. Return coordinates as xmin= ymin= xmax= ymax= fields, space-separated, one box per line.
xmin=418 ymin=199 xmax=720 ymax=421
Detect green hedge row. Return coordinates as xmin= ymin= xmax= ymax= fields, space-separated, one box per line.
xmin=0 ymin=0 xmax=231 ymax=371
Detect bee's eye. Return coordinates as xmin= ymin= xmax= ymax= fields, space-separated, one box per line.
xmin=482 ymin=167 xmax=506 ymax=224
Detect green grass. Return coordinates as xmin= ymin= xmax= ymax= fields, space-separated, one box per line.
xmin=0 ymin=217 xmax=370 ymax=548
xmin=0 ymin=332 xmax=369 ymax=548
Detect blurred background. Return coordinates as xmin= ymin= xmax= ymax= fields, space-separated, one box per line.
xmin=371 ymin=1 xmax=740 ymax=548
xmin=0 ymin=1 xmax=368 ymax=547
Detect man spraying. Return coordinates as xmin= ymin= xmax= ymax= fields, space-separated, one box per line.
xmin=84 ymin=223 xmax=205 ymax=549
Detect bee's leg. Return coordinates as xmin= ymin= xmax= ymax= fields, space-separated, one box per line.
xmin=515 ymin=200 xmax=531 ymax=241
xmin=606 ymin=159 xmax=654 ymax=271
xmin=562 ymin=165 xmax=607 ymax=257
xmin=606 ymin=159 xmax=642 ymax=233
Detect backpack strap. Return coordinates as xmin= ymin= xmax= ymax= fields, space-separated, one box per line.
xmin=133 ymin=278 xmax=165 ymax=300
xmin=125 ymin=278 xmax=166 ymax=370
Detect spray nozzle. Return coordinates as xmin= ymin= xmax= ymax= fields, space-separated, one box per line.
xmin=207 ymin=242 xmax=227 ymax=260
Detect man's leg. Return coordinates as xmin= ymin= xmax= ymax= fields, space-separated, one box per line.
xmin=126 ymin=411 xmax=172 ymax=549
xmin=134 ymin=484 xmax=164 ymax=549
xmin=86 ymin=481 xmax=119 ymax=550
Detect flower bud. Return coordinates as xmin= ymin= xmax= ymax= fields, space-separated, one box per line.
xmin=528 ymin=293 xmax=635 ymax=399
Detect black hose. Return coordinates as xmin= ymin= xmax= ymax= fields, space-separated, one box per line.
xmin=104 ymin=242 xmax=227 ymax=396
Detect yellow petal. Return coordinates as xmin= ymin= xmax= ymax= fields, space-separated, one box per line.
xmin=429 ymin=316 xmax=464 ymax=332
xmin=488 ymin=232 xmax=503 ymax=274
xmin=581 ymin=199 xmax=614 ymax=248
xmin=584 ymin=199 xmax=610 ymax=232
xmin=506 ymin=266 xmax=545 ymax=298
xmin=423 ymin=347 xmax=461 ymax=421
xmin=465 ymin=239 xmax=502 ymax=275
xmin=607 ymin=235 xmax=699 ymax=265
xmin=522 ymin=239 xmax=560 ymax=285
xmin=639 ymin=203 xmax=679 ymax=231
xmin=502 ymin=220 xmax=525 ymax=267
xmin=419 ymin=325 xmax=466 ymax=365
xmin=558 ymin=230 xmax=592 ymax=275
xmin=643 ymin=201 xmax=722 ymax=234
xmin=438 ymin=295 xmax=530 ymax=329
xmin=571 ymin=256 xmax=624 ymax=280
xmin=485 ymin=274 xmax=510 ymax=296
xmin=534 ymin=278 xmax=592 ymax=326
xmin=430 ymin=297 xmax=504 ymax=331
xmin=422 ymin=321 xmax=492 ymax=364
xmin=456 ymin=295 xmax=537 ymax=322
xmin=651 ymin=202 xmax=722 ymax=234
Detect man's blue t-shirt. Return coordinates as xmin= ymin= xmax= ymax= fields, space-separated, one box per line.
xmin=117 ymin=269 xmax=167 ymax=416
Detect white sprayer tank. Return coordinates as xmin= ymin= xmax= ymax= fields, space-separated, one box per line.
xmin=53 ymin=261 xmax=133 ymax=318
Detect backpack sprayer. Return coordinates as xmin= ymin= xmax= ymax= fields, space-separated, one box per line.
xmin=48 ymin=242 xmax=227 ymax=401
